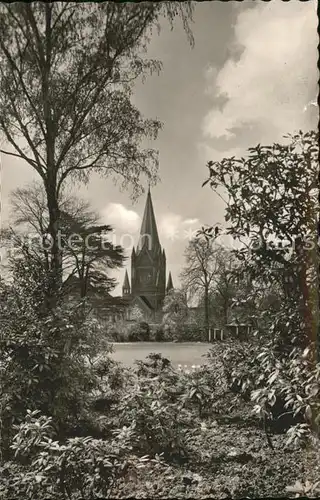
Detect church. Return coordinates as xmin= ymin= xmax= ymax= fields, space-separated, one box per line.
xmin=121 ymin=188 xmax=173 ymax=323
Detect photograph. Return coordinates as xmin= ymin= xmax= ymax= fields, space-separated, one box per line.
xmin=0 ymin=1 xmax=318 ymax=498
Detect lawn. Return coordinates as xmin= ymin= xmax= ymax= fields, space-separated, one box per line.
xmin=111 ymin=341 xmax=212 ymax=368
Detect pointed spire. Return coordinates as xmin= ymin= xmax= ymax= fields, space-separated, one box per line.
xmin=137 ymin=189 xmax=160 ymax=253
xmin=122 ymin=270 xmax=130 ymax=295
xmin=166 ymin=272 xmax=173 ymax=293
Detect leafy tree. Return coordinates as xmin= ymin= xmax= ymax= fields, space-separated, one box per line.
xmin=9 ymin=181 xmax=98 ymax=237
xmin=0 ymin=2 xmax=193 ymax=293
xmin=0 ymin=251 xmax=111 ymax=456
xmin=202 ymin=130 xmax=319 ymax=349
xmin=206 ymin=246 xmax=239 ymax=327
xmin=4 ymin=181 xmax=125 ymax=302
xmin=180 ymin=236 xmax=221 ymax=334
xmin=202 ymin=131 xmax=320 ymax=443
xmin=162 ymin=288 xmax=189 ymax=340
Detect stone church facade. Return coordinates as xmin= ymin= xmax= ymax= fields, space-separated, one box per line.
xmin=121 ymin=188 xmax=173 ymax=323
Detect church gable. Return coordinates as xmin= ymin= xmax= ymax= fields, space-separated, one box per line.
xmin=127 ymin=295 xmax=153 ymax=321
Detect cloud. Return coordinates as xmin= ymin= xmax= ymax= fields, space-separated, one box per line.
xmin=159 ymin=213 xmax=182 ymax=241
xmin=159 ymin=213 xmax=200 ymax=241
xmin=100 ymin=203 xmax=141 ymax=234
xmin=202 ymin=1 xmax=318 ymax=149
xmin=183 ymin=218 xmax=199 ymax=225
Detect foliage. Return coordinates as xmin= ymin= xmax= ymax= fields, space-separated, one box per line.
xmin=0 ymin=254 xmax=112 ymax=457
xmin=0 ymin=2 xmax=193 ymax=283
xmin=129 ymin=304 xmax=145 ymax=323
xmin=106 ymin=319 xmax=151 ymax=342
xmin=203 ymin=130 xmax=319 ymax=346
xmin=0 ymin=410 xmax=163 ymax=500
xmin=180 ymin=365 xmax=215 ymax=418
xmin=251 ymin=343 xmax=320 ymax=440
xmin=117 ymin=381 xmax=192 ymax=459
xmin=4 ymin=181 xmax=126 ymax=301
xmin=134 ymin=353 xmax=172 ymax=378
xmin=195 ymin=245 xmax=247 ymax=327
xmin=208 ymin=338 xmax=320 ymax=446
xmin=128 ymin=321 xmax=151 ymax=342
xmin=162 ymin=288 xmax=189 ymax=340
xmin=106 ymin=319 xmax=131 ymax=342
xmin=154 ymin=326 xmax=165 ymax=342
xmin=180 ymin=236 xmax=223 ymax=332
xmin=0 ymin=343 xmax=319 ymax=498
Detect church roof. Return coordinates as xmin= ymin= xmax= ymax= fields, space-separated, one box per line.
xmin=139 ymin=295 xmax=154 ymax=310
xmin=137 ymin=188 xmax=160 ymax=253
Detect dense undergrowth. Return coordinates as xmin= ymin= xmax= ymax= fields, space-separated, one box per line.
xmin=1 ymin=345 xmax=319 ymax=499
xmin=1 ymin=246 xmax=319 ymax=498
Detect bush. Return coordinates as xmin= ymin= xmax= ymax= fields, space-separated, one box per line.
xmin=211 ymin=338 xmax=320 ymax=443
xmin=128 ymin=321 xmax=150 ymax=342
xmin=106 ymin=320 xmax=132 ymax=342
xmin=153 ymin=326 xmax=165 ymax=341
xmin=0 ymin=260 xmax=112 ymax=457
xmin=0 ymin=410 xmax=162 ymax=500
xmin=117 ymin=376 xmax=193 ymax=460
xmin=251 ymin=342 xmax=320 ymax=438
xmin=135 ymin=353 xmax=172 ymax=377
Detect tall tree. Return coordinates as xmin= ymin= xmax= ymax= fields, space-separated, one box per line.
xmin=0 ymin=2 xmax=193 ymax=293
xmin=202 ymin=130 xmax=319 ymax=349
xmin=180 ymin=236 xmax=221 ymax=334
xmin=162 ymin=288 xmax=189 ymax=340
xmin=5 ymin=181 xmax=125 ymax=301
xmin=205 ymin=247 xmax=238 ymax=327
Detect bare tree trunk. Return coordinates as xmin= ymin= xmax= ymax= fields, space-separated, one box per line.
xmin=223 ymin=302 xmax=228 ymax=327
xmin=296 ymin=237 xmax=314 ymax=349
xmin=204 ymin=285 xmax=210 ymax=336
xmin=46 ymin=179 xmax=62 ymax=305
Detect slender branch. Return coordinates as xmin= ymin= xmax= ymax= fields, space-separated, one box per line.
xmin=0 ymin=141 xmax=45 ymax=178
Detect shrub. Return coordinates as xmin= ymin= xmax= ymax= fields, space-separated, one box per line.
xmin=154 ymin=326 xmax=165 ymax=341
xmin=180 ymin=366 xmax=215 ymax=417
xmin=117 ymin=379 xmax=193 ymax=460
xmin=134 ymin=353 xmax=172 ymax=378
xmin=106 ymin=320 xmax=132 ymax=342
xmin=251 ymin=343 xmax=320 ymax=439
xmin=0 ymin=410 xmax=162 ymax=500
xmin=0 ymin=260 xmax=112 ymax=456
xmin=211 ymin=337 xmax=320 ymax=444
xmin=128 ymin=321 xmax=150 ymax=342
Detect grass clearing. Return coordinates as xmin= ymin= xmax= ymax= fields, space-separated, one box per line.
xmin=110 ymin=342 xmax=212 ymax=368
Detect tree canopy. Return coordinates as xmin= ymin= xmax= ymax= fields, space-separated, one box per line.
xmin=202 ymin=130 xmax=319 ymax=349
xmin=0 ymin=2 xmax=193 ymax=284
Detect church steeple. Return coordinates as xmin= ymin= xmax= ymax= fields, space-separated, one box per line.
xmin=137 ymin=188 xmax=160 ymax=253
xmin=166 ymin=272 xmax=173 ymax=293
xmin=130 ymin=188 xmax=166 ymax=312
xmin=122 ymin=270 xmax=130 ymax=296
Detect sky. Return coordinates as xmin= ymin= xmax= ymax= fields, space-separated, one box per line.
xmin=1 ymin=0 xmax=318 ymax=294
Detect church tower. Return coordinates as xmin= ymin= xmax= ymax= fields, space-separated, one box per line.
xmin=130 ymin=188 xmax=166 ymax=311
xmin=122 ymin=188 xmax=173 ymax=320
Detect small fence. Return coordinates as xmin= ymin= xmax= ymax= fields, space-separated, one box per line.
xmin=146 ymin=323 xmax=254 ymax=342
xmin=208 ymin=324 xmax=254 ymax=342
